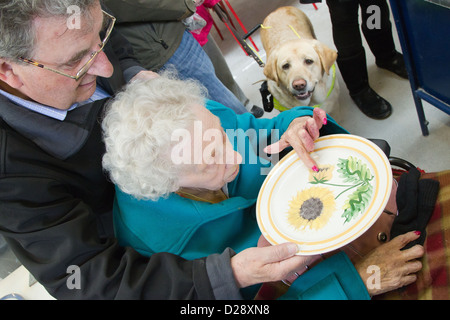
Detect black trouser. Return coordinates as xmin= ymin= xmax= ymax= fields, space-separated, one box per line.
xmin=326 ymin=0 xmax=397 ymax=94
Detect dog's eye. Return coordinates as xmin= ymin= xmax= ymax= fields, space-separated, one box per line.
xmin=305 ymin=59 xmax=314 ymax=65
xmin=282 ymin=63 xmax=290 ymax=70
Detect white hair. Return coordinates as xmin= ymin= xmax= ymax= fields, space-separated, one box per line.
xmin=102 ymin=73 xmax=208 ymax=200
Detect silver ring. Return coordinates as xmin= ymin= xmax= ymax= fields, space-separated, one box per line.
xmin=281 ymin=279 xmax=292 ymax=286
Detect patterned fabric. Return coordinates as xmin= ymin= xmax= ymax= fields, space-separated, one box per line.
xmin=255 ymin=169 xmax=450 ymax=300
xmin=378 ymin=170 xmax=450 ymax=300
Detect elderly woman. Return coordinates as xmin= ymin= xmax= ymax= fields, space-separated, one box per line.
xmin=102 ymin=74 xmax=425 ymax=299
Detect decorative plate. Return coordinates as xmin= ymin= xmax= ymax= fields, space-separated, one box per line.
xmin=256 ymin=134 xmax=392 ymax=255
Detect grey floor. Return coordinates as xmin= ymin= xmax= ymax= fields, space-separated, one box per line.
xmin=0 ymin=0 xmax=449 ymax=284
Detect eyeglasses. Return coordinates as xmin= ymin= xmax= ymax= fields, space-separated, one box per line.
xmin=18 ymin=10 xmax=116 ymax=81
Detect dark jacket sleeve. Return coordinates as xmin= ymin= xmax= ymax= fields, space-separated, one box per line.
xmin=101 ymin=0 xmax=191 ymax=71
xmin=103 ymin=0 xmax=196 ymax=23
xmin=0 ymin=101 xmax=217 ymax=299
xmin=0 ymin=175 xmax=215 ymax=299
xmin=96 ymin=27 xmax=146 ymax=94
xmin=0 ymin=18 xmax=218 ymax=299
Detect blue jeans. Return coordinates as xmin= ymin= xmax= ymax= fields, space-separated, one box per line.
xmin=162 ymin=31 xmax=248 ymax=115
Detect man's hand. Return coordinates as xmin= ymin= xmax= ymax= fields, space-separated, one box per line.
xmin=230 ymin=242 xmax=315 ymax=288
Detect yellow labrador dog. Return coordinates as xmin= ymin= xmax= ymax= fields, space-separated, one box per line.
xmin=261 ymin=6 xmax=339 ymax=115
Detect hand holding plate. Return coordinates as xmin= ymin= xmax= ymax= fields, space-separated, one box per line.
xmin=230 ymin=242 xmax=314 ymax=288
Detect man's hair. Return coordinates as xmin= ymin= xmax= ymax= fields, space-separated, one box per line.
xmin=102 ymin=71 xmax=208 ymax=201
xmin=0 ymin=0 xmax=97 ymax=60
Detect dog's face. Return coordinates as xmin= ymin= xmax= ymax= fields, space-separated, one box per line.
xmin=264 ymin=39 xmax=337 ymax=102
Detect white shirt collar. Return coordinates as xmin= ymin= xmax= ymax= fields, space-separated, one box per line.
xmin=0 ymin=85 xmax=110 ymax=121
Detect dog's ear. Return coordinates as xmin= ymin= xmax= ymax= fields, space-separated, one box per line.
xmin=263 ymin=50 xmax=279 ymax=84
xmin=313 ymin=41 xmax=337 ymax=75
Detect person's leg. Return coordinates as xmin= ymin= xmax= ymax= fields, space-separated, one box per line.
xmin=360 ymin=0 xmax=408 ymax=78
xmin=203 ymin=35 xmax=248 ymax=105
xmin=326 ymin=0 xmax=392 ymax=119
xmin=360 ymin=0 xmax=396 ymax=60
xmin=326 ymin=0 xmax=368 ymax=94
xmin=162 ymin=31 xmax=248 ymax=114
xmin=202 ymin=35 xmax=264 ymax=117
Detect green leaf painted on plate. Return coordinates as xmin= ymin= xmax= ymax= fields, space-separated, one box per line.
xmin=337 ymin=156 xmax=374 ymax=223
xmin=337 ymin=156 xmax=374 ymax=184
xmin=306 ymin=156 xmax=375 ymax=223
xmin=341 ymin=183 xmax=373 ymax=223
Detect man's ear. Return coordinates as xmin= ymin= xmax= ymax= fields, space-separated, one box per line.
xmin=0 ymin=59 xmax=23 ymax=89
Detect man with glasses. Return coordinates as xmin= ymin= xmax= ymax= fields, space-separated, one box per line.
xmin=17 ymin=10 xmax=116 ymax=82
xmin=0 ymin=0 xmax=311 ymax=300
xmin=103 ymin=0 xmax=264 ymax=117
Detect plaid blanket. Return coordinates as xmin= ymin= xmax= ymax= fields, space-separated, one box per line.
xmin=378 ymin=170 xmax=450 ymax=300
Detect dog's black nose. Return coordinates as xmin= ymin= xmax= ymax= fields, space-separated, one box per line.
xmin=293 ymin=79 xmax=306 ymax=91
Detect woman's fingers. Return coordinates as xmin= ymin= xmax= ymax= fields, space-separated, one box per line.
xmin=392 ymin=230 xmax=421 ymax=249
xmin=264 ymin=108 xmax=329 ymax=171
xmin=356 ymin=231 xmax=425 ymax=296
xmin=264 ymin=129 xmax=318 ymax=171
xmin=312 ymin=107 xmax=327 ymax=127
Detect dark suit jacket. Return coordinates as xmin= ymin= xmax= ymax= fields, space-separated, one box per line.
xmin=0 ymin=29 xmax=215 ymax=299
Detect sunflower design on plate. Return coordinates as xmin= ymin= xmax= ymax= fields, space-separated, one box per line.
xmin=287 ymin=186 xmax=336 ymax=230
xmin=308 ymin=164 xmax=335 ymax=184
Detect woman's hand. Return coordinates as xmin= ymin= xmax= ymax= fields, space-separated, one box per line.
xmin=230 ymin=242 xmax=316 ymax=288
xmin=355 ymin=231 xmax=425 ymax=296
xmin=264 ymin=107 xmax=328 ymax=171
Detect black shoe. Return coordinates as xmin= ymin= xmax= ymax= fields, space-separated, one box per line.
xmin=350 ymin=87 xmax=392 ymax=119
xmin=250 ymin=105 xmax=264 ymax=118
xmin=376 ymin=52 xmax=409 ymax=79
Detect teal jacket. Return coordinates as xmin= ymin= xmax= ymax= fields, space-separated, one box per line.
xmin=113 ymin=101 xmax=370 ymax=300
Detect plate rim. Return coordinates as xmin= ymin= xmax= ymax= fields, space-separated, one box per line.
xmin=256 ymin=134 xmax=392 ymax=255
